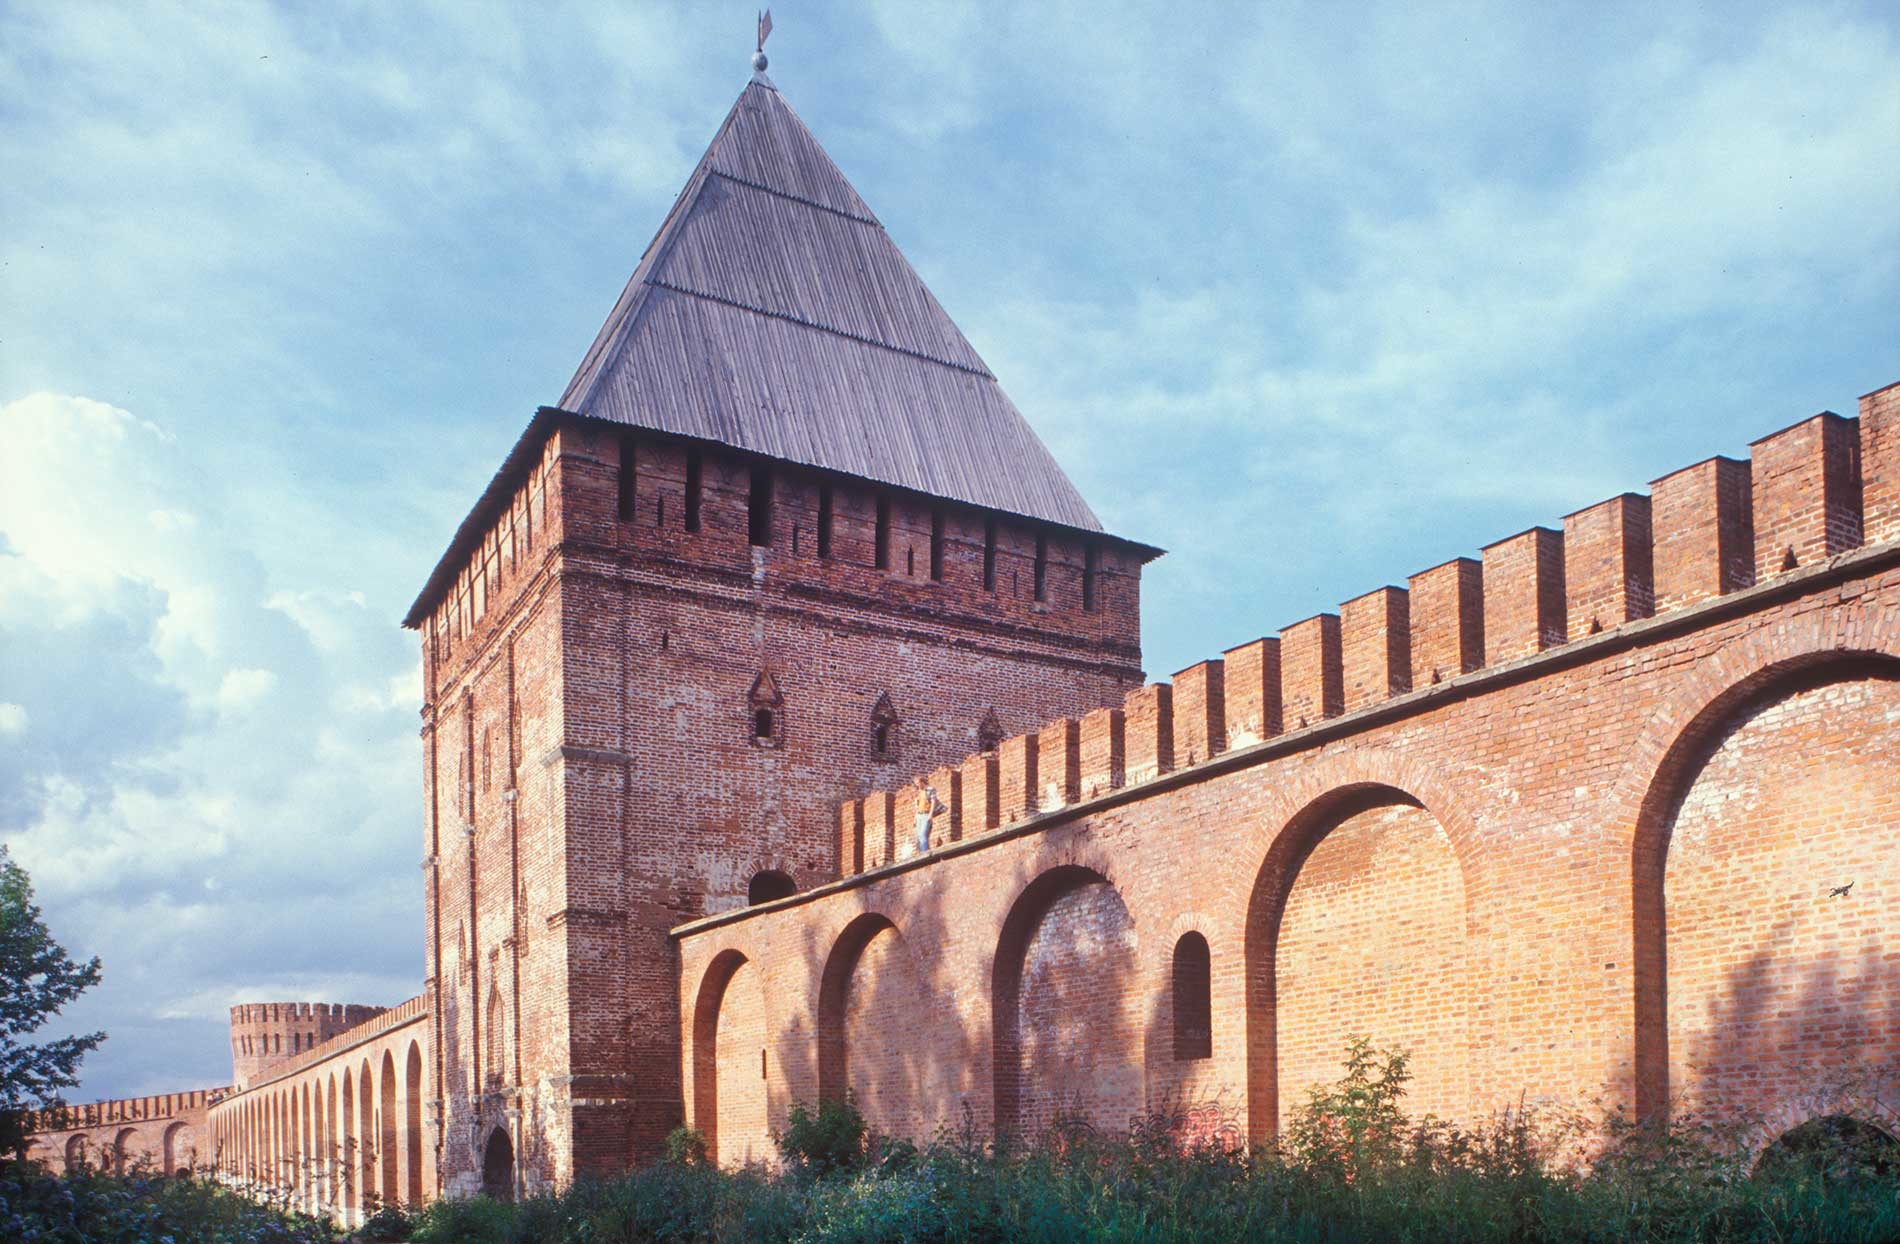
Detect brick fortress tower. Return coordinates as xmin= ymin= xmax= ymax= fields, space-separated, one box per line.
xmin=228 ymin=1002 xmax=388 ymax=1089
xmin=403 ymin=59 xmax=1160 ymax=1193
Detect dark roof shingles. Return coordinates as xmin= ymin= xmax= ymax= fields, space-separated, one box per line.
xmin=408 ymin=74 xmax=1121 ymax=626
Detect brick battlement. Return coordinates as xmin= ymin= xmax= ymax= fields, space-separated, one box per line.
xmin=229 ymin=999 xmax=390 ymax=1089
xmin=226 ymin=994 xmax=428 ymax=1097
xmin=24 ymin=1087 xmax=228 ymax=1134
xmin=413 ymin=413 xmax=1156 ymax=699
xmin=825 ymin=382 xmax=1900 ymax=880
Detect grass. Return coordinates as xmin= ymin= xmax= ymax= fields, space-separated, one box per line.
xmin=10 ymin=1041 xmax=1897 ymax=1242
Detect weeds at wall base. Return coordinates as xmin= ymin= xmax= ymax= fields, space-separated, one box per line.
xmin=13 ymin=1043 xmax=1899 ymax=1243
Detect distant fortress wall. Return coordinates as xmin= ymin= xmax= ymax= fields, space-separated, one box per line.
xmin=22 ymin=1088 xmax=227 ymax=1177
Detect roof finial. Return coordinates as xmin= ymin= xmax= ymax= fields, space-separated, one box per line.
xmin=752 ymin=9 xmax=773 ymax=73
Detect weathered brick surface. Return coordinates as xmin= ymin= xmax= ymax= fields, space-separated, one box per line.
xmin=1171 ymin=660 xmax=1226 ymax=766
xmin=411 ymin=417 xmax=1149 ymax=1191
xmin=1340 ymin=587 xmax=1410 ymax=710
xmin=1751 ymin=412 xmax=1862 ymax=577
xmin=1078 ymin=706 xmax=1126 ymax=800
xmin=1407 ymin=558 xmax=1483 ymax=688
xmin=1005 ymin=879 xmax=1141 ymax=1136
xmin=1660 ymin=674 xmax=1899 ymax=1131
xmin=1864 ymin=383 xmax=1900 ymax=545
xmin=49 ymin=379 xmax=1900 ymax=1204
xmin=1279 ymin=615 xmax=1342 ymax=730
xmin=1038 ymin=718 xmax=1082 ymax=811
xmin=676 ymin=398 xmax=1900 ymax=1163
xmin=711 ymin=959 xmax=771 ymax=1166
xmin=1650 ymin=456 xmax=1754 ymax=611
xmin=1221 ymin=638 xmax=1281 ymax=747
xmin=1274 ymin=800 xmax=1469 ymax=1129
xmin=1482 ymin=527 xmax=1565 ymax=662
xmin=1123 ymin=683 xmax=1174 ymax=783
xmin=1564 ymin=493 xmax=1654 ymax=639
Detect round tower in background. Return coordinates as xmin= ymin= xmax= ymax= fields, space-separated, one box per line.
xmin=228 ymin=1002 xmax=388 ymax=1089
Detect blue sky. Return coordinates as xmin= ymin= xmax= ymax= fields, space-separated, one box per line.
xmin=2 ymin=1 xmax=1895 ymax=1103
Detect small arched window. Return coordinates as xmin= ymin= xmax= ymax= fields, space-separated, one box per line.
xmin=748 ymin=870 xmax=797 ymax=905
xmin=1172 ymin=931 xmax=1212 ymax=1061
xmin=749 ymin=671 xmax=784 ymax=748
xmin=870 ymin=694 xmax=900 ymax=762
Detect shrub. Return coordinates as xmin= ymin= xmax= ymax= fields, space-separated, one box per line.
xmin=776 ymin=1093 xmax=869 ymax=1180
xmin=665 ymin=1124 xmax=710 ymax=1166
xmin=410 ymin=1192 xmax=515 ymax=1244
xmin=360 ymin=1199 xmax=415 ymax=1240
xmin=1282 ymin=1033 xmax=1413 ymax=1179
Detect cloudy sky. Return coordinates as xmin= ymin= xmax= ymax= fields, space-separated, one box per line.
xmin=3 ymin=1 xmax=1896 ymax=1102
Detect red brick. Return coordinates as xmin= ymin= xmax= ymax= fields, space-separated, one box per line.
xmin=1408 ymin=558 xmax=1483 ymax=687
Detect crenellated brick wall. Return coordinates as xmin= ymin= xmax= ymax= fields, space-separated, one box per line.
xmin=682 ymin=382 xmax=1900 ymax=1158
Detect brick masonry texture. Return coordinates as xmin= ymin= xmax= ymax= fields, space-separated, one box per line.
xmin=24 ymin=1090 xmax=224 ymax=1178
xmin=677 ymin=398 xmax=1900 ymax=1163
xmin=30 ymin=389 xmax=1900 ymax=1212
xmin=409 ymin=417 xmax=1150 ymax=1198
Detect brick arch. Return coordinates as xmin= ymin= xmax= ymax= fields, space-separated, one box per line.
xmin=405 ymin=1041 xmax=424 ymax=1207
xmin=991 ymin=863 xmax=1141 ymax=1140
xmin=1242 ymin=754 xmax=1483 ymax=1140
xmin=1756 ymin=1092 xmax=1900 ymax=1164
xmin=379 ymin=1050 xmax=399 ymax=1206
xmin=1613 ymin=609 xmax=1900 ymax=855
xmin=1621 ymin=623 xmax=1900 ymax=1117
xmin=356 ymin=1059 xmax=374 ymax=1209
xmin=339 ymin=1066 xmax=356 ymax=1215
xmin=817 ymin=912 xmax=897 ymax=1105
xmin=325 ymin=1074 xmax=339 ymax=1209
xmin=691 ymin=947 xmax=771 ymax=1165
xmin=747 ymin=868 xmax=798 ymax=905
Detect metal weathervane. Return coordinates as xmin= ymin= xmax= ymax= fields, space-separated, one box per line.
xmin=753 ymin=9 xmax=773 ymax=72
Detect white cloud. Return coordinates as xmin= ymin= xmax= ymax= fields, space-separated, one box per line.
xmin=0 ymin=392 xmax=420 ymax=1097
xmin=216 ymin=667 xmax=277 ymax=714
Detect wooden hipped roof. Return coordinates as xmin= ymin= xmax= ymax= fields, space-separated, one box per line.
xmin=558 ymin=72 xmax=1104 ymax=531
xmin=406 ymin=72 xmax=1143 ymax=629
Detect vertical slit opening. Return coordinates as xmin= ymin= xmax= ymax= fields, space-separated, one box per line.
xmin=1083 ymin=544 xmax=1099 ymax=611
xmin=616 ymin=437 xmax=637 ymax=522
xmin=874 ymin=496 xmax=891 ymax=570
xmin=1033 ymin=534 xmax=1048 ymax=602
xmin=930 ymin=510 xmax=945 ymax=581
xmin=983 ymin=518 xmax=997 ymax=590
xmin=817 ymin=484 xmax=833 ymax=559
xmin=748 ymin=468 xmax=773 ymax=547
xmin=684 ymin=451 xmax=703 ymax=533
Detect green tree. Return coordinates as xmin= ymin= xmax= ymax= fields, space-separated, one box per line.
xmin=0 ymin=844 xmax=104 ymax=1157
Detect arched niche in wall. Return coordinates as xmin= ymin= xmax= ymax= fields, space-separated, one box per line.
xmin=1630 ymin=655 xmax=1900 ymax=1124
xmin=747 ymin=870 xmax=796 ymax=905
xmin=991 ymin=865 xmax=1140 ymax=1141
xmin=1244 ymin=781 xmax=1474 ymax=1139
